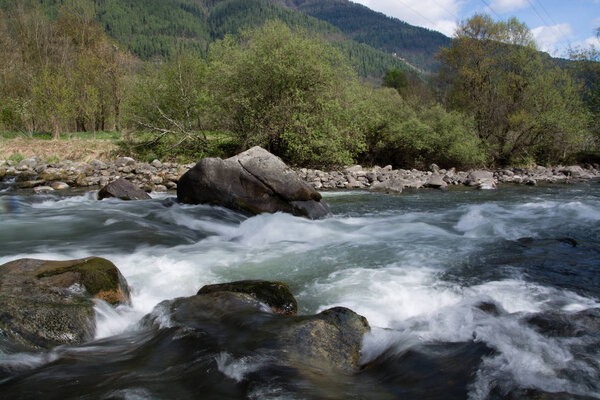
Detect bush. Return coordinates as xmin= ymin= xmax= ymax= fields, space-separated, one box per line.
xmin=356 ymin=88 xmax=486 ymax=168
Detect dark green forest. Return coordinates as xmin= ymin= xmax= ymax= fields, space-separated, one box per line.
xmin=0 ymin=0 xmax=411 ymax=78
xmin=0 ymin=1 xmax=598 ymax=168
xmin=269 ymin=0 xmax=451 ymax=72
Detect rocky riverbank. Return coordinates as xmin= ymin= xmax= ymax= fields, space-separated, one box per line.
xmin=1 ymin=156 xmax=598 ymax=194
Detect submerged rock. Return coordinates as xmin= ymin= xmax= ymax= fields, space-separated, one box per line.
xmin=98 ymin=178 xmax=151 ymax=200
xmin=0 ymin=257 xmax=130 ymax=348
xmin=197 ymin=280 xmax=298 ymax=315
xmin=177 ymin=147 xmax=330 ymax=219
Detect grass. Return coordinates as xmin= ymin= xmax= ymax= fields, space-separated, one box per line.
xmin=0 ymin=131 xmax=121 ymax=162
xmin=1 ymin=131 xmax=122 ymax=140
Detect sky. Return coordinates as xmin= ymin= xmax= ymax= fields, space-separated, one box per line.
xmin=353 ymin=0 xmax=600 ymax=57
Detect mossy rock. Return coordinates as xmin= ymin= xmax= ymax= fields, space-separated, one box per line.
xmin=278 ymin=307 xmax=370 ymax=373
xmin=0 ymin=257 xmax=130 ymax=349
xmin=35 ymin=257 xmax=131 ymax=305
xmin=197 ymin=280 xmax=297 ymax=315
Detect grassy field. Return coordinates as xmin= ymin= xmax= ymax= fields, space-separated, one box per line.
xmin=0 ymin=132 xmax=121 ymax=163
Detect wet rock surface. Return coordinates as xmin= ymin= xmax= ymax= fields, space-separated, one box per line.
xmin=145 ymin=286 xmax=369 ymax=374
xmin=197 ymin=280 xmax=298 ymax=315
xmin=0 ymin=257 xmax=130 ymax=349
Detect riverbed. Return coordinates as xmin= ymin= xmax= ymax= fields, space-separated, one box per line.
xmin=1 ymin=184 xmax=599 ymax=399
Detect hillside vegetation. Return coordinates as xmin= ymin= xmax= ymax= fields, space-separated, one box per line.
xmin=0 ymin=0 xmax=411 ymax=78
xmin=0 ymin=1 xmax=598 ymax=168
xmin=270 ymin=0 xmax=451 ymax=72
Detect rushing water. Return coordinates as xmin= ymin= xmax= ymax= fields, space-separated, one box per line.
xmin=0 ymin=183 xmax=599 ymax=399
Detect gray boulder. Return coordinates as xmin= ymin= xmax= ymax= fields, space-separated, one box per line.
xmin=177 ymin=147 xmax=329 ymax=219
xmin=465 ymin=170 xmax=496 ymax=189
xmin=425 ymin=173 xmax=448 ymax=189
xmin=369 ymin=178 xmax=404 ymax=194
xmin=98 ymin=178 xmax=151 ymax=200
xmin=0 ymin=257 xmax=131 ymax=349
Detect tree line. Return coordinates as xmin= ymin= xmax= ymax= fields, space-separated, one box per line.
xmin=0 ymin=1 xmax=598 ymax=168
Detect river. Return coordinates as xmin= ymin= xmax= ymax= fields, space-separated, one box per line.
xmin=1 ymin=183 xmax=599 ymax=399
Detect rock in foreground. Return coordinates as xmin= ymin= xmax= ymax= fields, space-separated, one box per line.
xmin=98 ymin=178 xmax=151 ymax=200
xmin=177 ymin=147 xmax=330 ymax=219
xmin=145 ymin=282 xmax=369 ymax=373
xmin=0 ymin=257 xmax=130 ymax=349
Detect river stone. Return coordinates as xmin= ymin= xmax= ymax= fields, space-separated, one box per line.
xmin=0 ymin=257 xmax=130 ymax=348
xmin=33 ymin=185 xmax=54 ymax=194
xmin=177 ymin=147 xmax=329 ymax=219
xmin=197 ymin=280 xmax=298 ymax=315
xmin=425 ymin=173 xmax=448 ymax=189
xmin=145 ymin=291 xmax=369 ymax=374
xmin=50 ymin=181 xmax=69 ymax=190
xmin=465 ymin=170 xmax=496 ymax=189
xmin=278 ymin=306 xmax=370 ymax=373
xmin=369 ymin=178 xmax=404 ymax=194
xmin=98 ymin=178 xmax=151 ymax=200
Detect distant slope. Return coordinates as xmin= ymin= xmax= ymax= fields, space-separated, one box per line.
xmin=8 ymin=0 xmax=412 ymax=78
xmin=269 ymin=0 xmax=451 ymax=71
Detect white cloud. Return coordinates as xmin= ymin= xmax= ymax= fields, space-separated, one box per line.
xmin=488 ymin=0 xmax=528 ymax=13
xmin=531 ymin=23 xmax=574 ymax=56
xmin=353 ymin=0 xmax=461 ymax=36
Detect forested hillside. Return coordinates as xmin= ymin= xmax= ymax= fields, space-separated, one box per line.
xmin=270 ymin=0 xmax=451 ymax=71
xmin=0 ymin=0 xmax=411 ymax=78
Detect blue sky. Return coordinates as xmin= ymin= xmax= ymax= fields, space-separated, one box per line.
xmin=353 ymin=0 xmax=600 ymax=57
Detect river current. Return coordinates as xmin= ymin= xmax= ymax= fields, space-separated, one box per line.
xmin=0 ymin=183 xmax=599 ymax=399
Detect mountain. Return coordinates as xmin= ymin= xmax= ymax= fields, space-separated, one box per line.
xmin=9 ymin=0 xmax=414 ymax=78
xmin=269 ymin=0 xmax=451 ymax=71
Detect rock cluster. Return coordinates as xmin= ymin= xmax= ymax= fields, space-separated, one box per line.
xmin=0 ymin=156 xmax=190 ymax=193
xmin=1 ymin=155 xmax=598 ymax=195
xmin=147 ymin=279 xmax=370 ymax=373
xmin=297 ymin=163 xmax=600 ymax=192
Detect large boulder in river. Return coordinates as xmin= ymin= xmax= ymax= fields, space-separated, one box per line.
xmin=98 ymin=178 xmax=151 ymax=200
xmin=177 ymin=147 xmax=330 ymax=219
xmin=197 ymin=280 xmax=297 ymax=315
xmin=144 ymin=286 xmax=369 ymax=373
xmin=0 ymin=257 xmax=130 ymax=349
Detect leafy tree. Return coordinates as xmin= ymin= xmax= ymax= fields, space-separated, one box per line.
xmin=382 ymin=69 xmax=408 ymax=91
xmin=438 ymin=14 xmax=591 ymax=164
xmin=569 ymin=28 xmax=600 ymax=144
xmin=208 ymin=20 xmax=365 ymax=166
xmin=126 ymin=51 xmax=212 ymax=159
xmin=356 ymin=87 xmax=486 ymax=168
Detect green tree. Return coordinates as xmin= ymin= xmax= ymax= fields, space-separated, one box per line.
xmin=438 ymin=14 xmax=591 ymax=164
xmin=208 ymin=20 xmax=365 ymax=166
xmin=126 ymin=50 xmax=212 ymax=158
xmin=382 ymin=69 xmax=408 ymax=91
xmin=356 ymin=87 xmax=486 ymax=168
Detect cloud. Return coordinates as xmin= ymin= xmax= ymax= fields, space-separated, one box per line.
xmin=353 ymin=0 xmax=461 ymax=36
xmin=531 ymin=23 xmax=574 ymax=56
xmin=488 ymin=0 xmax=528 ymax=13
